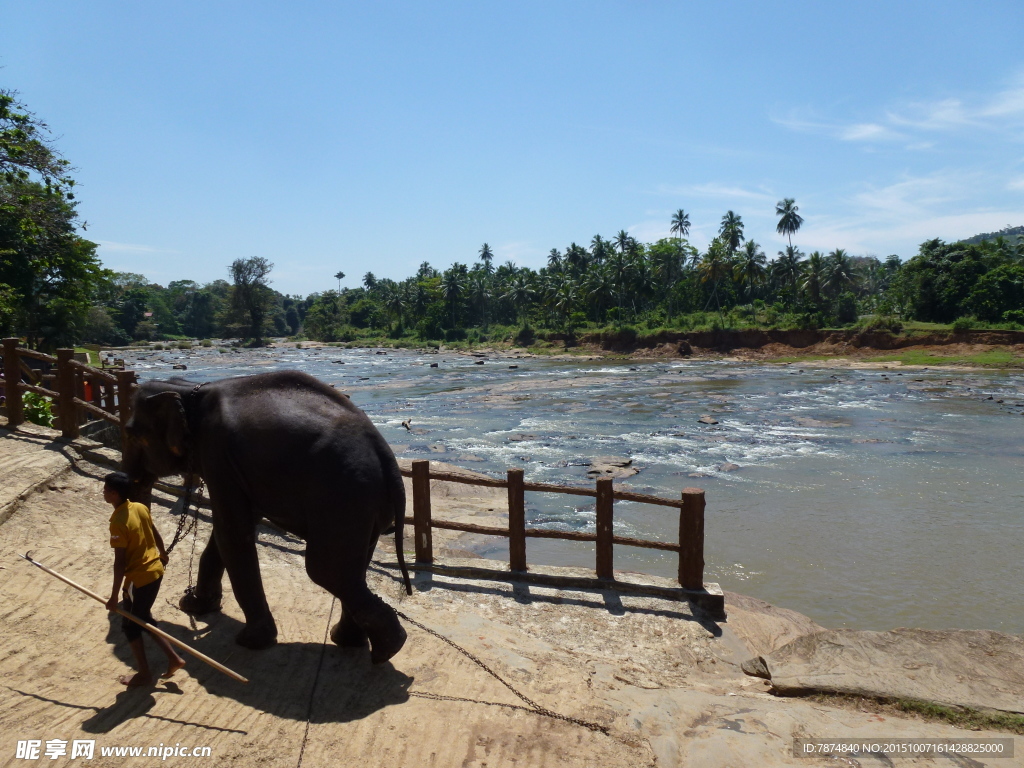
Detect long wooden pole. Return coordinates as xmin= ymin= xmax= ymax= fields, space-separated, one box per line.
xmin=18 ymin=552 xmax=248 ymax=684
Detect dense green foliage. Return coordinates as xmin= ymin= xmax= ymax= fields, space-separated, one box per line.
xmin=1 ymin=91 xmax=103 ymax=350
xmin=1 ymin=90 xmax=1020 ymax=348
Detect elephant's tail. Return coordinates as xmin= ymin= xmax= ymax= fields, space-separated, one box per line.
xmin=385 ymin=456 xmax=413 ymax=597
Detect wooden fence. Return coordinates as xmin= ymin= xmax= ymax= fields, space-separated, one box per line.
xmin=398 ymin=459 xmax=724 ymax=616
xmin=1 ymin=338 xmax=137 ymax=440
xmin=1 ymin=339 xmax=723 ymax=615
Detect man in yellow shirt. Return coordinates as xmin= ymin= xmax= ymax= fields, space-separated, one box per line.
xmin=103 ymin=472 xmax=185 ymax=687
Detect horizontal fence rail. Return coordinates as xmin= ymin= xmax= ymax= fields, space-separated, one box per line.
xmin=1 ymin=338 xmax=137 ymax=439
xmin=398 ymin=460 xmax=709 ymax=596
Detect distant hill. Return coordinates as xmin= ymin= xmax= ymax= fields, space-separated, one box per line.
xmin=960 ymin=225 xmax=1024 ymax=246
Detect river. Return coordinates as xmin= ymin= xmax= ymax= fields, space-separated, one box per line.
xmin=122 ymin=345 xmax=1024 ymax=635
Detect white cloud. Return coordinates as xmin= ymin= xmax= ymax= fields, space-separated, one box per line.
xmin=776 ymin=72 xmax=1024 ymax=147
xmin=1008 ymin=177 xmax=1024 ymax=191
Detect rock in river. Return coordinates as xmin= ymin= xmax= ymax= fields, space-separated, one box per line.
xmin=587 ymin=456 xmax=640 ymax=479
xmin=698 ymin=415 xmax=719 ymax=425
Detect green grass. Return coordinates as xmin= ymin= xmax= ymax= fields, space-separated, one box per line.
xmin=866 ymin=348 xmax=1023 ymax=367
xmin=74 ymin=346 xmax=101 ymax=366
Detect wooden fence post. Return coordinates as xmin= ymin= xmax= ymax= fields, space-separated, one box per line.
xmin=411 ymin=459 xmax=433 ymax=564
xmin=507 ymin=468 xmax=526 ymax=572
xmin=2 ymin=338 xmax=24 ymax=428
xmin=56 ymin=349 xmax=78 ymax=439
xmin=595 ymin=477 xmax=614 ymax=580
xmin=678 ymin=487 xmax=705 ymax=590
xmin=116 ymin=369 xmax=136 ymax=445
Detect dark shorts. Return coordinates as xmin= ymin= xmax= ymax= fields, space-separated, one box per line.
xmin=121 ymin=576 xmax=162 ymax=641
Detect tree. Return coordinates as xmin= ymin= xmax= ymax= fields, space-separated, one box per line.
xmin=802 ymin=251 xmax=826 ymax=305
xmin=502 ymin=274 xmax=535 ymax=328
xmin=478 ymin=243 xmax=494 ymax=276
xmin=734 ymin=240 xmax=767 ymax=301
xmin=0 ymin=92 xmax=100 ymax=349
xmin=670 ymin=209 xmax=690 ymax=240
xmin=773 ymin=245 xmax=805 ymax=296
xmin=719 ymin=210 xmax=745 ymax=256
xmin=824 ymin=248 xmax=856 ymax=297
xmin=697 ymin=238 xmax=732 ymax=313
xmin=775 ymin=198 xmax=803 ymax=248
xmin=334 ymin=271 xmax=345 ymax=291
xmin=1 ymin=90 xmax=74 ymax=192
xmin=229 ymin=257 xmax=274 ymax=344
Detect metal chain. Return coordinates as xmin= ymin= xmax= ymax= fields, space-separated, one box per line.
xmin=395 ymin=609 xmax=610 ymax=735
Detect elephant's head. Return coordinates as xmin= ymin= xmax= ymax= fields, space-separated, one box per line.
xmin=122 ymin=389 xmax=193 ymax=496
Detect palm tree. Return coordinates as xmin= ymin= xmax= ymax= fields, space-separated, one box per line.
xmin=773 ymin=245 xmax=805 ymax=295
xmin=440 ymin=267 xmax=466 ymax=328
xmin=824 ymin=248 xmax=856 ymax=297
xmin=502 ymin=274 xmax=535 ymax=328
xmin=670 ymin=209 xmax=690 ymax=240
xmin=469 ymin=275 xmax=491 ymax=329
xmin=734 ymin=240 xmax=767 ymax=300
xmin=698 ymin=238 xmax=732 ymax=314
xmin=478 ymin=243 xmax=494 ymax=276
xmin=609 ymin=231 xmax=636 ymax=325
xmin=334 ymin=271 xmax=346 ymax=292
xmin=584 ymin=268 xmax=614 ymax=323
xmin=802 ymin=251 xmax=826 ymax=305
xmin=719 ymin=210 xmax=745 ymax=256
xmin=547 ymin=248 xmax=563 ymax=272
xmin=652 ymin=241 xmax=685 ymax=321
xmin=775 ymin=198 xmax=804 ymax=248
xmin=590 ymin=235 xmax=609 ymax=267
xmin=565 ymin=242 xmax=588 ymax=276
xmin=363 ymin=272 xmax=377 ymax=291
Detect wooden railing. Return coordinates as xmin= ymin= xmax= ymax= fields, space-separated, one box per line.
xmin=1 ymin=338 xmax=138 ymax=439
xmin=399 ymin=459 xmax=722 ymax=614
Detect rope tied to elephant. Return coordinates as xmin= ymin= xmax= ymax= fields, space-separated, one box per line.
xmin=395 ymin=608 xmax=611 ymax=735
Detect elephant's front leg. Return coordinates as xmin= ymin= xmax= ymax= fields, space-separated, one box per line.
xmin=179 ymin=539 xmax=225 ymax=615
xmin=214 ymin=521 xmax=279 ymax=649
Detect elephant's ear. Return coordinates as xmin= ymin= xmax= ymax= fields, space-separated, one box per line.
xmin=146 ymin=391 xmax=190 ymax=456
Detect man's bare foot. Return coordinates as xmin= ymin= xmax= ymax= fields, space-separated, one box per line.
xmin=161 ymin=656 xmax=186 ymax=679
xmin=119 ymin=672 xmax=154 ymax=687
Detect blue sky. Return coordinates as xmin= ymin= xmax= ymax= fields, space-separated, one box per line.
xmin=3 ymin=1 xmax=1023 ymax=296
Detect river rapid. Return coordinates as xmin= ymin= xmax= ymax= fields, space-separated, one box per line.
xmin=122 ymin=345 xmax=1024 ymax=635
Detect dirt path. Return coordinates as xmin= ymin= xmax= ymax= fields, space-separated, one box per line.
xmin=0 ymin=427 xmax=1019 ymax=767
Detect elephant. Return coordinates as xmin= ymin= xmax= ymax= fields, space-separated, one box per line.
xmin=121 ymin=370 xmax=412 ymax=663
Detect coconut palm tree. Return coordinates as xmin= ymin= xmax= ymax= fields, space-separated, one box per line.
xmin=547 ymin=248 xmax=563 ymax=272
xmin=698 ymin=238 xmax=732 ymax=314
xmin=802 ymin=251 xmax=826 ymax=305
xmin=824 ymin=248 xmax=856 ymax=297
xmin=775 ymin=198 xmax=803 ymax=248
xmin=670 ymin=209 xmax=690 ymax=240
xmin=470 ymin=275 xmax=491 ymax=329
xmin=719 ymin=211 xmax=745 ymax=256
xmin=502 ymin=274 xmax=536 ymax=328
xmin=478 ymin=243 xmax=494 ymax=276
xmin=334 ymin=271 xmax=346 ymax=292
xmin=773 ymin=245 xmax=805 ymax=295
xmin=734 ymin=240 xmax=767 ymax=300
xmin=590 ymin=235 xmax=610 ymax=266
xmin=441 ymin=267 xmax=466 ymax=328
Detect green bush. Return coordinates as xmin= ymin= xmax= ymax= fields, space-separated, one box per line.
xmin=200 ymin=339 xmax=213 ymax=347
xmin=176 ymin=341 xmax=192 ymax=350
xmin=23 ymin=392 xmax=55 ymax=427
xmin=951 ymin=316 xmax=975 ymax=333
xmin=1003 ymin=309 xmax=1024 ymax=325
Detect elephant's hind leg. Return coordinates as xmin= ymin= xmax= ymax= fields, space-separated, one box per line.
xmin=306 ymin=538 xmax=406 ymax=664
